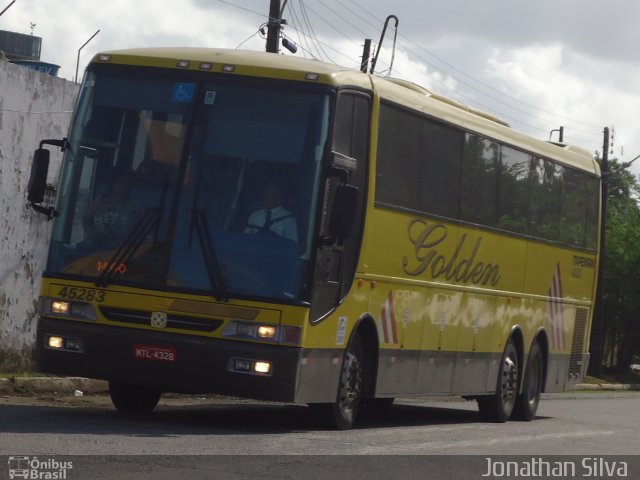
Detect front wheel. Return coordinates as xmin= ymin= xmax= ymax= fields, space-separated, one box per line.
xmin=109 ymin=381 xmax=161 ymax=414
xmin=477 ymin=339 xmax=519 ymax=422
xmin=310 ymin=335 xmax=364 ymax=430
xmin=513 ymin=342 xmax=544 ymax=421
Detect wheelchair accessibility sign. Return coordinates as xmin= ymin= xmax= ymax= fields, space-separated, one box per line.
xmin=172 ymin=83 xmax=195 ymax=103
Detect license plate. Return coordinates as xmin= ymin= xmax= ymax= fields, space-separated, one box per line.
xmin=134 ymin=344 xmax=177 ymax=362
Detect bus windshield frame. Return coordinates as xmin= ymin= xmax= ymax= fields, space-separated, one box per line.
xmin=46 ymin=64 xmax=333 ymax=304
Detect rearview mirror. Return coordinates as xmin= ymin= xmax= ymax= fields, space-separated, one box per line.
xmin=27 ymin=148 xmax=50 ymax=204
xmin=328 ymin=184 xmax=359 ymax=240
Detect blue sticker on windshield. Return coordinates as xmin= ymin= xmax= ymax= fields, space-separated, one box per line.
xmin=172 ymin=83 xmax=195 ymax=103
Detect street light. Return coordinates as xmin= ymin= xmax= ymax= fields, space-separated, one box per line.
xmin=74 ymin=29 xmax=100 ymax=83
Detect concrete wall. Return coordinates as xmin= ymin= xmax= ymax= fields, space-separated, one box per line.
xmin=0 ymin=60 xmax=79 ymax=371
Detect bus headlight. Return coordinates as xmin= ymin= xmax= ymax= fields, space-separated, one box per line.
xmin=257 ymin=325 xmax=277 ymax=339
xmin=51 ymin=301 xmax=70 ymax=314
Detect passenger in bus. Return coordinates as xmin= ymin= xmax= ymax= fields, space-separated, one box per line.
xmin=244 ymin=183 xmax=298 ymax=241
xmin=82 ymin=172 xmax=143 ymax=244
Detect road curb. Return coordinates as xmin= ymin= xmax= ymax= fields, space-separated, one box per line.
xmin=1 ymin=376 xmax=639 ymax=396
xmin=0 ymin=376 xmax=108 ymax=395
xmin=572 ymin=382 xmax=640 ymax=391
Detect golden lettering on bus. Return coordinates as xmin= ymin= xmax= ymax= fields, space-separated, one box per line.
xmin=402 ymin=219 xmax=501 ymax=287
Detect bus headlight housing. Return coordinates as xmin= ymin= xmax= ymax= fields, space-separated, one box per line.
xmin=39 ymin=297 xmax=97 ymax=321
xmin=222 ymin=321 xmax=300 ymax=345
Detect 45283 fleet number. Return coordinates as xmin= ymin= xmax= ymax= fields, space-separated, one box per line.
xmin=57 ymin=286 xmax=106 ymax=303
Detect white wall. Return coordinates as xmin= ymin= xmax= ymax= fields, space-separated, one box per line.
xmin=0 ymin=60 xmax=79 ymax=371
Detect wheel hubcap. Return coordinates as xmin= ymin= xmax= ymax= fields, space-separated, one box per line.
xmin=501 ymin=356 xmax=517 ymax=406
xmin=338 ymin=352 xmax=361 ymax=419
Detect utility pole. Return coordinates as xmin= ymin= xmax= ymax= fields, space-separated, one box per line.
xmin=266 ymin=0 xmax=282 ymax=54
xmin=589 ymin=126 xmax=609 ymax=377
xmin=360 ymin=39 xmax=371 ymax=73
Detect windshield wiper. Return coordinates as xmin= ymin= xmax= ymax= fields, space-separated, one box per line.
xmin=188 ymin=180 xmax=228 ymax=301
xmin=95 ymin=207 xmax=159 ymax=288
xmin=95 ymin=177 xmax=169 ymax=288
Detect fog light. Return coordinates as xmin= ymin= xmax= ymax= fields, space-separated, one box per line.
xmin=253 ymin=361 xmax=271 ymax=374
xmin=48 ymin=336 xmax=64 ymax=349
xmin=51 ymin=301 xmax=70 ymax=314
xmin=234 ymin=358 xmax=251 ymax=372
xmin=257 ymin=325 xmax=277 ymax=339
xmin=65 ymin=337 xmax=83 ymax=352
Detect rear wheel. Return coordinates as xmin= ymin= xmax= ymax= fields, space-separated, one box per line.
xmin=311 ymin=335 xmax=364 ymax=430
xmin=477 ymin=339 xmax=519 ymax=422
xmin=109 ymin=381 xmax=161 ymax=414
xmin=513 ymin=342 xmax=543 ymax=421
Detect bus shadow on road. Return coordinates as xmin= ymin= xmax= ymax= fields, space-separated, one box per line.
xmin=0 ymin=397 xmax=551 ymax=436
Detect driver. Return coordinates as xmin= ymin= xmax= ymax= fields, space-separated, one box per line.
xmin=244 ymin=183 xmax=297 ymax=241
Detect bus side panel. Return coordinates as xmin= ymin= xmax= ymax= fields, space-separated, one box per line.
xmin=525 ymin=241 xmax=596 ymax=390
xmin=294 ymin=348 xmax=344 ymax=403
xmin=415 ymin=288 xmax=461 ymax=394
xmin=369 ymin=285 xmax=423 ymax=395
xmin=451 ymin=293 xmax=497 ymax=394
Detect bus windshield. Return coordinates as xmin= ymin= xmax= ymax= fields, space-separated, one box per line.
xmin=48 ymin=67 xmax=331 ymax=302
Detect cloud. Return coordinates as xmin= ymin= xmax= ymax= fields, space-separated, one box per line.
xmin=484 ymin=43 xmax=640 ymax=166
xmin=2 ymin=0 xmax=639 ymax=175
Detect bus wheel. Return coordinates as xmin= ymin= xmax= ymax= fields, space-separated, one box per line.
xmin=513 ymin=342 xmax=543 ymax=421
xmin=477 ymin=339 xmax=519 ymax=422
xmin=311 ymin=335 xmax=364 ymax=430
xmin=108 ymin=381 xmax=161 ymax=414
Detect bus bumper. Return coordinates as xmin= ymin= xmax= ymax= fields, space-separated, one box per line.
xmin=36 ymin=317 xmax=302 ymax=403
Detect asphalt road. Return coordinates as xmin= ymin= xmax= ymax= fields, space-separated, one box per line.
xmin=1 ymin=392 xmax=639 ymax=479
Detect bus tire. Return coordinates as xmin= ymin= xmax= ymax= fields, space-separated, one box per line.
xmin=311 ymin=334 xmax=364 ymax=430
xmin=477 ymin=338 xmax=519 ymax=423
xmin=512 ymin=341 xmax=543 ymax=421
xmin=108 ymin=381 xmax=161 ymax=414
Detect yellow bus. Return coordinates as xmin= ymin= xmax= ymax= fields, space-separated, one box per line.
xmin=28 ymin=47 xmax=600 ymax=429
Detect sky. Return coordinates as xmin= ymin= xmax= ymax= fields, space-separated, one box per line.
xmin=2 ymin=0 xmax=640 ymax=176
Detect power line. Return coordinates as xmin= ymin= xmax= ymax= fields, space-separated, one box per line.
xmin=290 ymin=0 xmax=324 ymax=60
xmin=285 ymin=2 xmax=313 ymax=59
xmin=298 ymin=0 xmax=336 ymax=63
xmin=217 ymin=0 xmax=267 ymax=19
xmin=342 ymin=0 xmax=603 ymax=132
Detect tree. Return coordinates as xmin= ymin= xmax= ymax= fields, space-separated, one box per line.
xmin=601 ymin=159 xmax=640 ymax=371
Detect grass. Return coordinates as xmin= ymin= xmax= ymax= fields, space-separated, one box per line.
xmin=582 ymin=371 xmax=640 ymax=385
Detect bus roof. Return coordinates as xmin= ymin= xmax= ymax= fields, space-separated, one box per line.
xmin=91 ymin=47 xmax=599 ymax=176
